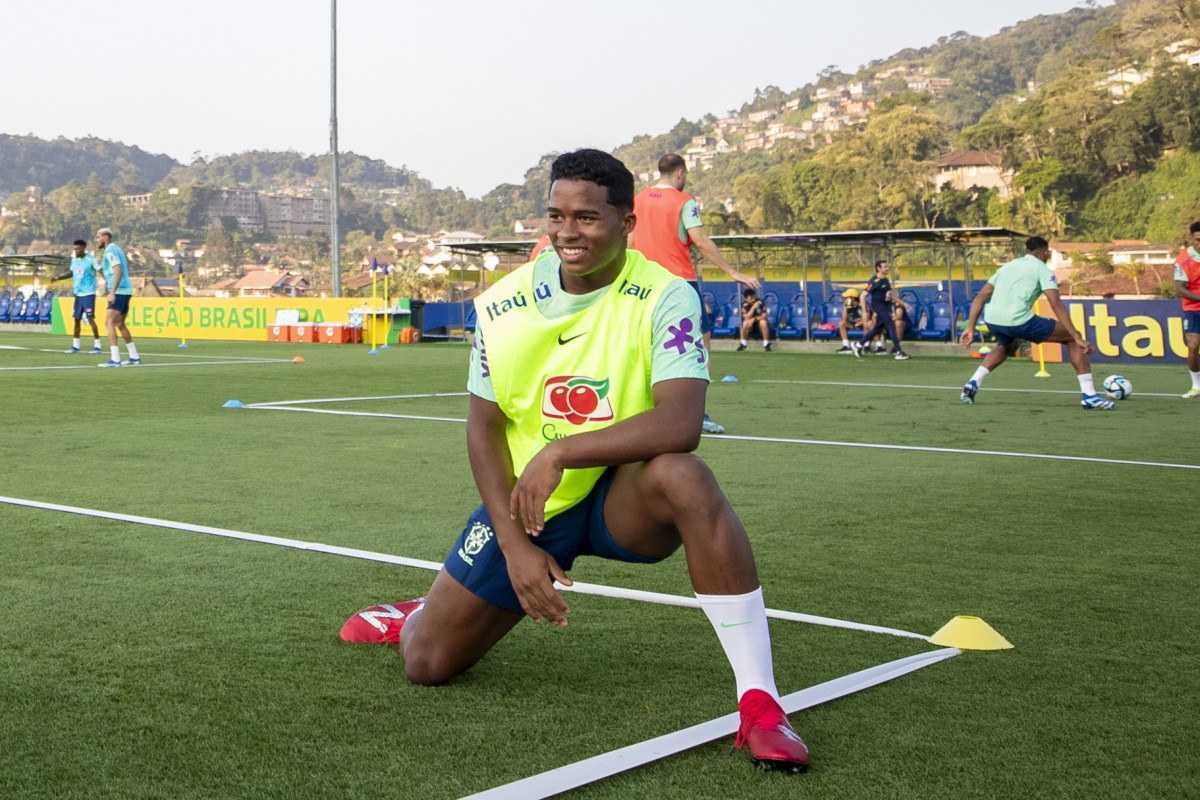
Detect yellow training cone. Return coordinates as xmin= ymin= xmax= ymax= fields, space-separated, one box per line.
xmin=928 ymin=615 xmax=1013 ymax=651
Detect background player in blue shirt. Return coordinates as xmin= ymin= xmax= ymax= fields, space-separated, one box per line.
xmin=52 ymin=239 xmax=102 ymax=354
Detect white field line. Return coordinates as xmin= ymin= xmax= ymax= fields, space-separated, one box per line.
xmin=0 ymin=358 xmax=290 ymax=373
xmin=241 ymin=403 xmax=1200 ymax=472
xmin=34 ymin=347 xmax=273 ymax=362
xmin=0 ymin=494 xmax=928 ymax=641
xmin=249 ymin=405 xmax=468 ymax=424
xmin=247 ymin=391 xmax=469 ymax=407
xmin=463 ymin=647 xmax=960 ymax=800
xmin=753 ymin=378 xmax=1182 ymax=399
xmin=705 ymin=432 xmax=1200 ymax=471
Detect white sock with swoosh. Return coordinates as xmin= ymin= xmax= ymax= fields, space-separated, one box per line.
xmin=696 ymin=586 xmax=780 ymax=702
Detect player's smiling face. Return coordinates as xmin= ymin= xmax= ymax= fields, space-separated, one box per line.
xmin=547 ymin=179 xmax=634 ymax=290
xmin=1191 ymin=230 xmax=1200 ymax=251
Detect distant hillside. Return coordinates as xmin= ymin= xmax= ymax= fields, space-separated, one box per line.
xmin=0 ymin=134 xmax=178 ymax=196
xmin=5 ymin=0 xmax=1200 ymax=248
xmin=165 ymin=150 xmax=431 ymax=193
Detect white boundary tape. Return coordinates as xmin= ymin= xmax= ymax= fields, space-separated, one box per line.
xmin=242 ymin=401 xmax=1200 ymax=472
xmin=753 ymin=378 xmax=1183 ymax=399
xmin=0 ymin=493 xmax=928 ymax=640
xmin=461 ymin=647 xmax=960 ymax=800
xmin=0 ymin=493 xmax=959 ymax=796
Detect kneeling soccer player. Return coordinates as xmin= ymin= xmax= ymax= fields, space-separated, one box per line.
xmin=341 ymin=149 xmax=809 ymax=771
xmin=959 ymin=235 xmax=1113 ymax=410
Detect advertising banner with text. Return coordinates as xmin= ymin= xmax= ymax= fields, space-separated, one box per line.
xmin=52 ymin=296 xmax=366 ymax=341
xmin=1064 ymin=299 xmax=1190 ymax=364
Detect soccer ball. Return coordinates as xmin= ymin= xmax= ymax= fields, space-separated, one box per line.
xmin=1102 ymin=374 xmax=1132 ymax=400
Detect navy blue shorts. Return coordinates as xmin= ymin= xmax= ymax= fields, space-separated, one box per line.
xmin=443 ymin=469 xmax=665 ymax=613
xmin=988 ymin=316 xmax=1056 ymax=346
xmin=688 ymin=281 xmax=714 ymax=334
xmin=1184 ymin=311 xmax=1200 ymax=336
xmin=73 ymin=294 xmax=96 ymax=321
xmin=108 ymin=294 xmax=132 ymax=315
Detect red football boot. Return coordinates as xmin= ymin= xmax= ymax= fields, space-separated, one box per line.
xmin=735 ymin=688 xmax=810 ymax=772
xmin=338 ymin=598 xmax=425 ymax=645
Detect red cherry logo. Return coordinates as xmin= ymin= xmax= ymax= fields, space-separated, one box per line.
xmin=565 ymin=412 xmax=587 ymax=425
xmin=567 ymin=385 xmax=599 ymax=416
xmin=549 ymin=384 xmax=572 ymax=413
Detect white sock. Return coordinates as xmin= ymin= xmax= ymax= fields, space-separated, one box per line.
xmin=92 ymin=339 xmax=101 ymax=349
xmin=1191 ymin=370 xmax=1200 ymax=389
xmin=697 ymin=587 xmax=780 ymax=702
xmin=970 ymin=366 xmax=990 ymax=386
xmin=126 ymin=342 xmax=139 ymax=360
xmin=841 ymin=338 xmax=850 ymax=347
xmin=1077 ymin=373 xmax=1095 ymax=395
xmin=110 ymin=345 xmax=120 ymax=362
xmin=72 ymin=337 xmax=80 ymax=349
xmin=739 ymin=339 xmax=748 ymax=346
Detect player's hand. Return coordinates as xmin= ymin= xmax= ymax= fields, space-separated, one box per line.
xmin=505 ymin=540 xmax=571 ymax=626
xmin=510 ymin=445 xmax=563 ymax=536
xmin=734 ymin=273 xmax=762 ymax=292
xmin=107 ymin=293 xmax=116 ymax=304
xmin=1075 ymin=335 xmax=1092 ymax=354
xmin=959 ymin=329 xmax=975 ymax=347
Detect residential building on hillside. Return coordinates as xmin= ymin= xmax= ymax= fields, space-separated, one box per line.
xmin=1095 ymin=65 xmax=1153 ymax=99
xmin=231 ymin=267 xmax=309 ymax=298
xmin=513 ymin=217 xmax=543 ymax=235
xmin=1165 ymin=39 xmax=1200 ymax=67
xmin=933 ymin=150 xmax=1013 ymax=198
xmin=120 ymin=193 xmax=152 ymax=209
xmin=260 ymin=194 xmax=329 ymax=236
xmin=746 ymin=109 xmax=776 ymax=123
xmin=202 ymin=188 xmax=328 ymax=236
xmin=1109 ymin=243 xmax=1174 ymax=266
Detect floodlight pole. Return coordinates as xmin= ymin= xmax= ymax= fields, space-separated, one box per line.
xmin=329 ymin=0 xmax=341 ymax=296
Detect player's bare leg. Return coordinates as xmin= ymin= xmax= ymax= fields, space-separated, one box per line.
xmin=1184 ymin=334 xmax=1200 ymax=398
xmin=399 ymin=570 xmax=522 ymax=685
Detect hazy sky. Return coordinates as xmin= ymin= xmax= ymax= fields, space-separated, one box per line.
xmin=3 ymin=1 xmax=1098 ymax=196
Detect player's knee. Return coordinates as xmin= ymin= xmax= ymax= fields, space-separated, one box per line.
xmin=642 ymin=453 xmax=717 ymax=505
xmin=402 ymin=643 xmax=459 ymax=686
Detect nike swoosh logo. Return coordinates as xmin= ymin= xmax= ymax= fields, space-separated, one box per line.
xmin=719 ymin=620 xmax=753 ymax=629
xmin=557 ymin=332 xmax=588 ymax=345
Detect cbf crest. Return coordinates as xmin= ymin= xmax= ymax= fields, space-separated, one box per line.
xmin=457 ymin=521 xmax=494 ymax=566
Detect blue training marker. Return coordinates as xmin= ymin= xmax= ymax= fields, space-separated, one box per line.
xmin=721 ymin=375 xmax=740 ymax=383
xmin=222 ymin=399 xmax=245 ymax=409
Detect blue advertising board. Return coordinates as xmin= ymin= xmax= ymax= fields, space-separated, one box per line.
xmin=1065 ymin=299 xmax=1190 ymax=364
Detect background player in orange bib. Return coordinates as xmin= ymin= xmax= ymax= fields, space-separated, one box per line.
xmin=1174 ymin=221 xmax=1200 ymax=399
xmin=631 ymin=153 xmax=761 ymax=434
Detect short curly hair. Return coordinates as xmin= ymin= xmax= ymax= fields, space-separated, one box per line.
xmin=549 ymin=149 xmax=634 ymax=211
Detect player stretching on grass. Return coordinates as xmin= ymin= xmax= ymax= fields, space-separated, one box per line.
xmin=1173 ymin=220 xmax=1200 ymax=399
xmin=959 ymin=236 xmax=1113 ymax=410
xmin=341 ymin=150 xmax=809 ymax=772
xmin=54 ymin=239 xmax=102 ymax=354
xmin=95 ymin=228 xmax=140 ymax=368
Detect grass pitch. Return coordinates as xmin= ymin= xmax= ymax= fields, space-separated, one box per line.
xmin=0 ymin=331 xmax=1196 ymax=799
